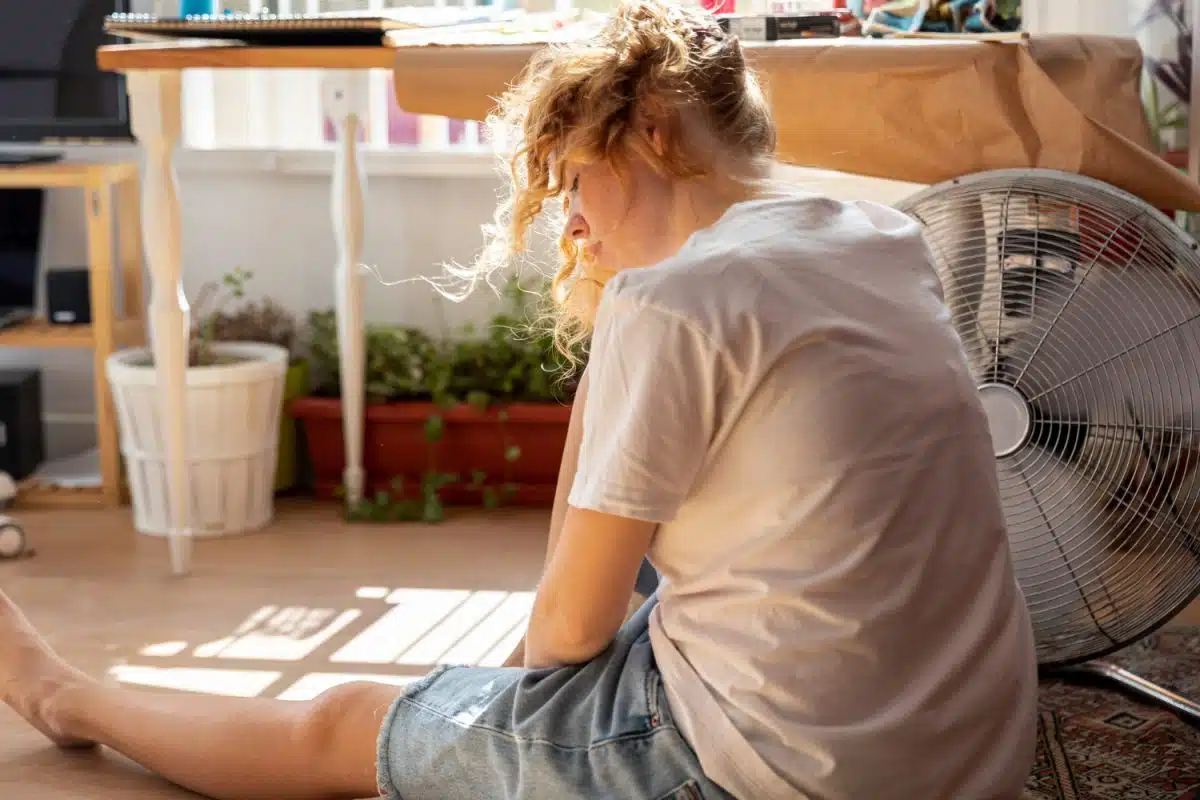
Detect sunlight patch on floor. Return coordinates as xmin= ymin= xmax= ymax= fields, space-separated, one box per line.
xmin=139 ymin=641 xmax=189 ymax=657
xmin=193 ymin=606 xmax=362 ymax=662
xmin=112 ymin=587 xmax=536 ymax=699
xmin=330 ymin=589 xmax=534 ymax=667
xmin=108 ymin=665 xmax=283 ymax=697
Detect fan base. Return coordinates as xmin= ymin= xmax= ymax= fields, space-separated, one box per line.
xmin=1058 ymin=661 xmax=1200 ymax=726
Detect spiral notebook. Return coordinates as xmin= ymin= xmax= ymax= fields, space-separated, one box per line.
xmin=105 ymin=9 xmax=503 ymax=47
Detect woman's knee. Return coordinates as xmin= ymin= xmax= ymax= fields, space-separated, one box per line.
xmin=297 ymin=680 xmax=402 ymax=758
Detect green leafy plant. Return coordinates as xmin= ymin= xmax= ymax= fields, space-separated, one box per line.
xmin=135 ymin=268 xmax=298 ymax=368
xmin=308 ymin=276 xmax=582 ymax=406
xmin=994 ymin=0 xmax=1020 ymax=19
xmin=187 ymin=267 xmax=301 ymax=367
xmin=1137 ymin=0 xmax=1191 ymax=153
xmin=311 ymin=276 xmax=586 ymax=523
xmin=203 ymin=287 xmax=300 ymax=362
xmin=308 ymin=309 xmax=442 ymax=402
xmin=188 ymin=267 xmax=253 ymax=367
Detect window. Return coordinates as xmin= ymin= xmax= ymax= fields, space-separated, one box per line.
xmin=181 ymin=0 xmax=490 ymax=151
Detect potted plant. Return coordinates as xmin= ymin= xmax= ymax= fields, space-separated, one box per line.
xmin=107 ymin=268 xmax=290 ymax=537
xmin=1138 ymin=2 xmax=1191 ymax=171
xmin=289 ymin=278 xmax=585 ymax=520
xmin=196 ymin=275 xmax=308 ymax=492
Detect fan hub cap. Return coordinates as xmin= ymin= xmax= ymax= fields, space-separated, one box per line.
xmin=978 ymin=382 xmax=1031 ymax=458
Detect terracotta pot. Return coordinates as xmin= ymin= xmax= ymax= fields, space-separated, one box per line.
xmin=289 ymin=396 xmax=572 ymax=507
xmin=1163 ymin=150 xmax=1189 ymax=170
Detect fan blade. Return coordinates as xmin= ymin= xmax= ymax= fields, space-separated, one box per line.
xmin=1001 ymin=438 xmax=1200 ymax=666
xmin=908 ymin=198 xmax=996 ymax=379
xmin=999 ymin=455 xmax=1118 ymax=665
xmin=1004 ymin=264 xmax=1200 ymax=426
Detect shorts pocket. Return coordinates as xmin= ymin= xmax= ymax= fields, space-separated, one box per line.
xmin=654 ymin=778 xmax=704 ymax=800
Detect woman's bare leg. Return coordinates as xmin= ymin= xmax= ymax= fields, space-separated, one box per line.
xmin=0 ymin=590 xmax=402 ymax=800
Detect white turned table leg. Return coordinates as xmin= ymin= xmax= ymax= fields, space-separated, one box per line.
xmin=322 ymin=71 xmax=368 ymax=507
xmin=127 ymin=70 xmax=192 ymax=575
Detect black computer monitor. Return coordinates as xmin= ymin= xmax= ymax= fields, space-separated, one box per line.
xmin=0 ymin=0 xmax=132 ymax=158
xmin=0 ymin=189 xmax=45 ymax=312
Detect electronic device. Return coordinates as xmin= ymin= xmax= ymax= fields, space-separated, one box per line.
xmin=0 ymin=152 xmax=62 ymax=166
xmin=0 ymin=369 xmax=44 ymax=482
xmin=0 ymin=0 xmax=132 ymax=163
xmin=717 ymin=13 xmax=842 ymax=39
xmin=45 ymin=268 xmax=91 ymax=325
xmin=105 ymin=7 xmax=499 ymax=47
xmin=0 ymin=189 xmax=44 ymax=330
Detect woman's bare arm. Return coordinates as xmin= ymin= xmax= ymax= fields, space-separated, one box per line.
xmin=502 ymin=368 xmax=590 ymax=667
xmin=524 ymin=506 xmax=655 ymax=668
xmin=545 ymin=368 xmax=591 ymax=569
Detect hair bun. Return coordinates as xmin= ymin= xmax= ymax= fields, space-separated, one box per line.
xmin=606 ymin=2 xmax=728 ymax=55
xmin=600 ymin=0 xmax=735 ymax=104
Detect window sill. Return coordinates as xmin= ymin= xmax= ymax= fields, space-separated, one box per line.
xmin=16 ymin=142 xmax=500 ymax=179
xmin=175 ymin=147 xmax=500 ymax=178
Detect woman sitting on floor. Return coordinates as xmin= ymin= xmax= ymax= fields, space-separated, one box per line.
xmin=0 ymin=2 xmax=1038 ymax=798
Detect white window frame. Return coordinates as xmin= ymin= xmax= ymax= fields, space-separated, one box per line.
xmin=177 ymin=0 xmax=491 ymax=171
xmin=1020 ymin=0 xmax=1135 ymax=35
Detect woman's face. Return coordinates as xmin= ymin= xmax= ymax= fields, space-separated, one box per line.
xmin=562 ymin=153 xmax=677 ymax=275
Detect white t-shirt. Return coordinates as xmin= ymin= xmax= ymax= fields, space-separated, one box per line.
xmin=568 ymin=193 xmax=1039 ymax=800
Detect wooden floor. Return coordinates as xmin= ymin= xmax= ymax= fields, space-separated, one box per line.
xmin=0 ymin=500 xmax=549 ymax=800
xmin=1 ymin=500 xmax=1197 ymax=800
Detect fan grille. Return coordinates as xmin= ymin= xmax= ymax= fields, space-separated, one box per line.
xmin=897 ymin=169 xmax=1200 ymax=668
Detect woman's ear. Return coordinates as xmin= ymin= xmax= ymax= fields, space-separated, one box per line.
xmin=633 ymin=103 xmax=668 ymax=157
xmin=646 ymin=123 xmax=666 ymax=157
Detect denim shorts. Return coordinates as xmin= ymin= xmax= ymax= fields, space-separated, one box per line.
xmin=375 ymin=594 xmax=733 ymax=799
xmin=634 ymin=557 xmax=661 ymax=598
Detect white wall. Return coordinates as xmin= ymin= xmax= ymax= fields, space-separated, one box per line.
xmin=1022 ymin=0 xmax=1136 ymax=34
xmin=14 ymin=147 xmax=516 ymax=459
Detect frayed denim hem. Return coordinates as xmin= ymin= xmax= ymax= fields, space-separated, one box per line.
xmin=375 ymin=665 xmax=456 ymax=799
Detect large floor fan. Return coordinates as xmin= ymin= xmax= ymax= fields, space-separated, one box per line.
xmin=895 ymin=169 xmax=1200 ymax=722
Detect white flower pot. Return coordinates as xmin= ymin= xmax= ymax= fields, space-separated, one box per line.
xmin=107 ymin=342 xmax=289 ymax=538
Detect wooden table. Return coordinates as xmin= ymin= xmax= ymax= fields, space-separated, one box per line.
xmin=97 ymin=44 xmax=396 ymax=575
xmin=97 ymin=32 xmax=1196 ymax=574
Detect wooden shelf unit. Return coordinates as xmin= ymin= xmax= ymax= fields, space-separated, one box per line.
xmin=0 ymin=317 xmax=145 ymax=349
xmin=0 ymin=161 xmax=146 ymax=509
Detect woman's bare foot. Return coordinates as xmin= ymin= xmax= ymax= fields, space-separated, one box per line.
xmin=0 ymin=589 xmax=97 ymax=748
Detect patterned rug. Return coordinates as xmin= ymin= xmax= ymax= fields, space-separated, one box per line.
xmin=1024 ymin=626 xmax=1200 ymax=800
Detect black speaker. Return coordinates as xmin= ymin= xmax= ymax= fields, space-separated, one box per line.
xmin=0 ymin=369 xmax=43 ymax=481
xmin=46 ymin=268 xmax=91 ymax=325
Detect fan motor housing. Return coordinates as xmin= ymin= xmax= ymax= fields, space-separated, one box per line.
xmin=978 ymin=382 xmax=1031 ymax=458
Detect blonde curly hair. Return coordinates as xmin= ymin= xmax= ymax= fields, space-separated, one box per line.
xmin=440 ymin=0 xmax=776 ymax=363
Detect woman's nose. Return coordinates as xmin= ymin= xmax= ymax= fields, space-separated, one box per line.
xmin=565 ymin=213 xmax=589 ymax=242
